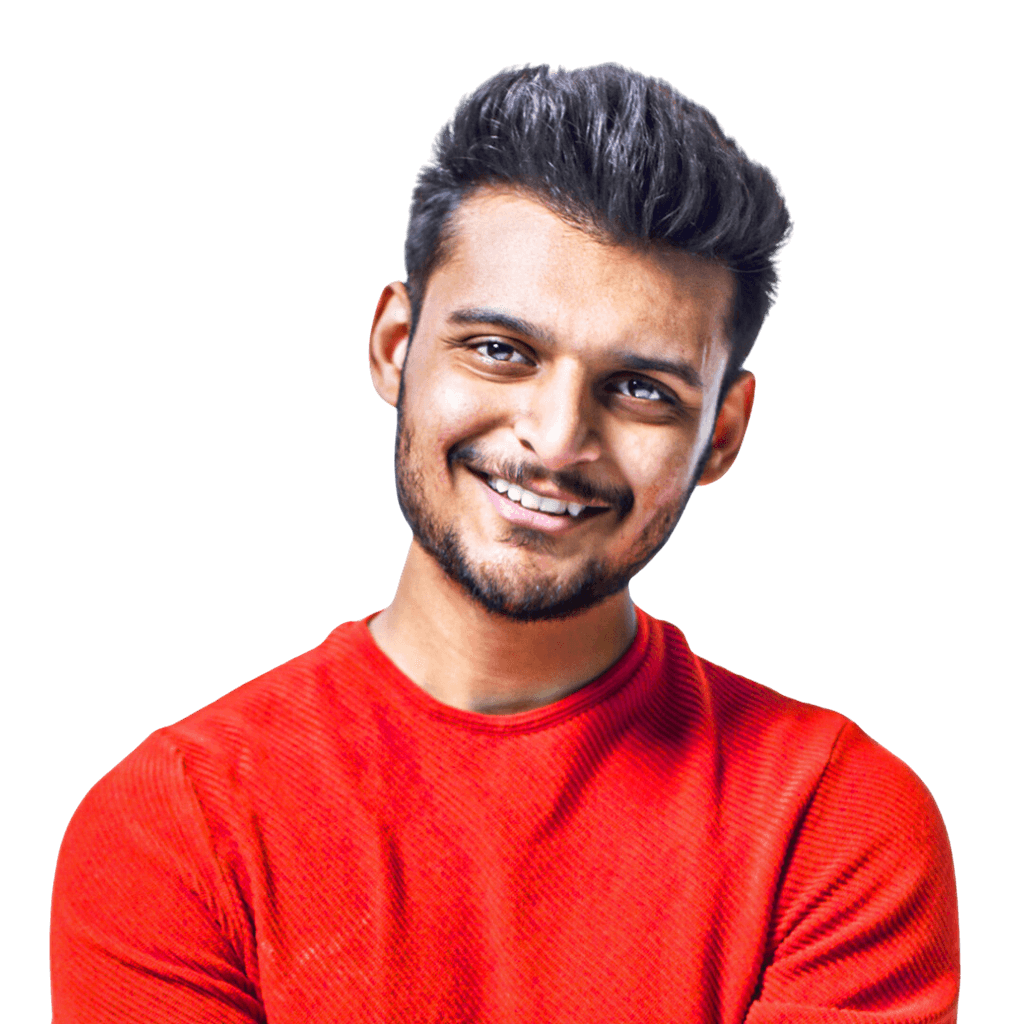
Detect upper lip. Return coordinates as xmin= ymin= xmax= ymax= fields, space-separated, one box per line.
xmin=473 ymin=469 xmax=611 ymax=509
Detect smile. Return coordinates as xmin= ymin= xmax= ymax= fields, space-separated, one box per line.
xmin=487 ymin=476 xmax=586 ymax=517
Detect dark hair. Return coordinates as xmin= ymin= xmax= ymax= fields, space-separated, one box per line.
xmin=404 ymin=64 xmax=791 ymax=382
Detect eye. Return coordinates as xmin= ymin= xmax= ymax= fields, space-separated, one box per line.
xmin=612 ymin=377 xmax=670 ymax=403
xmin=473 ymin=340 xmax=531 ymax=365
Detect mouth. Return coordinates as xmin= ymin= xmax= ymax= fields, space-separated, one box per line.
xmin=472 ymin=471 xmax=611 ymax=533
xmin=486 ymin=476 xmax=590 ymax=517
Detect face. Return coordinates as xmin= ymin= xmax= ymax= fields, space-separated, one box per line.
xmin=377 ymin=190 xmax=744 ymax=621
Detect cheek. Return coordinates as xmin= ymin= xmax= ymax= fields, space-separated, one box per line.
xmin=618 ymin=432 xmax=699 ymax=510
xmin=407 ymin=368 xmax=505 ymax=458
xmin=643 ymin=473 xmax=690 ymax=518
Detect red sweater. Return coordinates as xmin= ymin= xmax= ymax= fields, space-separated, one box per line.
xmin=51 ymin=610 xmax=958 ymax=1022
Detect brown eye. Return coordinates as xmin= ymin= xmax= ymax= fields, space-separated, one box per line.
xmin=614 ymin=377 xmax=667 ymax=402
xmin=474 ymin=340 xmax=530 ymax=364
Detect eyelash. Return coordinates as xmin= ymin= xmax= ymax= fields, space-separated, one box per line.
xmin=469 ymin=339 xmax=674 ymax=406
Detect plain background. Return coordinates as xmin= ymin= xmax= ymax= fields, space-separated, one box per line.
xmin=2 ymin=1 xmax=1020 ymax=1018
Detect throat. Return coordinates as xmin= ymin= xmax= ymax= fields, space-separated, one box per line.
xmin=368 ymin=544 xmax=638 ymax=715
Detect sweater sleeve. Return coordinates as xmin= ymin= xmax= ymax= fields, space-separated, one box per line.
xmin=50 ymin=731 xmax=265 ymax=1024
xmin=744 ymin=722 xmax=959 ymax=1024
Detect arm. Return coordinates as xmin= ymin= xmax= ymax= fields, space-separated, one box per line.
xmin=746 ymin=723 xmax=959 ymax=1023
xmin=51 ymin=732 xmax=265 ymax=1023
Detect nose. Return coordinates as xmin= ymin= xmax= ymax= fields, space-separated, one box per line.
xmin=513 ymin=360 xmax=601 ymax=471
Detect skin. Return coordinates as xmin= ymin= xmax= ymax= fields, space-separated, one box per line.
xmin=368 ymin=189 xmax=755 ymax=714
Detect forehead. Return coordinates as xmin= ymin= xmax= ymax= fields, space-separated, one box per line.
xmin=423 ymin=189 xmax=735 ymax=368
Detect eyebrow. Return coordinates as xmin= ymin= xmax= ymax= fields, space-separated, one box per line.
xmin=448 ymin=306 xmax=705 ymax=391
xmin=449 ymin=307 xmax=557 ymax=345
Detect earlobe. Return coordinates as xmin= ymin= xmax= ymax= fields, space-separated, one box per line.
xmin=369 ymin=282 xmax=412 ymax=408
xmin=698 ymin=371 xmax=756 ymax=485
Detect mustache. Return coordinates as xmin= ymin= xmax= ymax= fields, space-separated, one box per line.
xmin=448 ymin=442 xmax=634 ymax=519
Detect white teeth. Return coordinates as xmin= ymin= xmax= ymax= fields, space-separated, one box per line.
xmin=539 ymin=496 xmax=568 ymax=514
xmin=487 ymin=476 xmax=583 ymax=518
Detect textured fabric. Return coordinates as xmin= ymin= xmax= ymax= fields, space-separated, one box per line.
xmin=51 ymin=610 xmax=958 ymax=1022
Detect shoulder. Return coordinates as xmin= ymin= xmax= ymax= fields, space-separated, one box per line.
xmin=645 ymin=613 xmax=851 ymax=787
xmin=694 ymin=641 xmax=945 ymax=842
xmin=648 ymin=612 xmax=953 ymax=881
xmin=696 ymin=647 xmax=850 ymax=758
xmin=645 ymin=615 xmax=958 ymax=1016
xmin=58 ymin=618 xmax=381 ymax=882
xmin=780 ymin=718 xmax=956 ymax=914
xmin=154 ymin=617 xmax=381 ymax=770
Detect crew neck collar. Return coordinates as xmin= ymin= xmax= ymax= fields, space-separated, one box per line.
xmin=348 ymin=608 xmax=654 ymax=735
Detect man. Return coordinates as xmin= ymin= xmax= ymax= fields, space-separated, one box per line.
xmin=51 ymin=64 xmax=959 ymax=1022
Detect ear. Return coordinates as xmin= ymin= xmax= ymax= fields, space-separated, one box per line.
xmin=369 ymin=282 xmax=412 ymax=407
xmin=698 ymin=370 xmax=756 ymax=485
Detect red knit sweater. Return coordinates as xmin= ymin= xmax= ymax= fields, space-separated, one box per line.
xmin=51 ymin=609 xmax=958 ymax=1022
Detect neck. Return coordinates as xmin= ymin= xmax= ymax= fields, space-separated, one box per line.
xmin=368 ymin=542 xmax=637 ymax=715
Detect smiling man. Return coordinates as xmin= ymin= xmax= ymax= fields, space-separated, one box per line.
xmin=368 ymin=190 xmax=747 ymax=715
xmin=52 ymin=65 xmax=959 ymax=1022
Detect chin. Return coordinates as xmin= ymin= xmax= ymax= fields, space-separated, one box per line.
xmin=418 ymin=518 xmax=631 ymax=622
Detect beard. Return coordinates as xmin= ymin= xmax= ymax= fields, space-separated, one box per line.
xmin=392 ymin=381 xmax=700 ymax=622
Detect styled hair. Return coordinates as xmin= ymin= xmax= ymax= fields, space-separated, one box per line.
xmin=404 ymin=64 xmax=791 ymax=382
